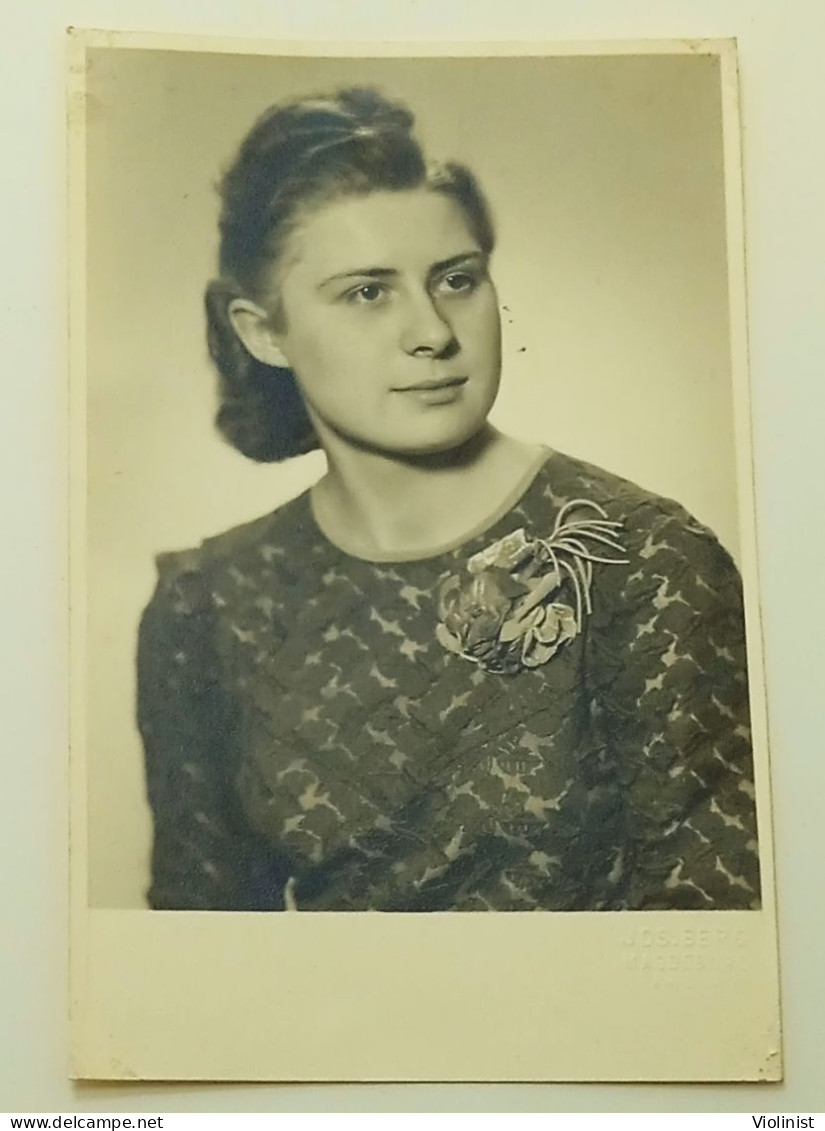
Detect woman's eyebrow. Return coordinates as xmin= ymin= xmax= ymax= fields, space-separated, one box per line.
xmin=317 ymin=251 xmax=486 ymax=291
xmin=317 ymin=266 xmax=397 ymax=290
xmin=428 ymin=251 xmax=486 ymax=277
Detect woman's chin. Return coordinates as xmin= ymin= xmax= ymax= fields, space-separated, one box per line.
xmin=385 ymin=423 xmax=492 ymax=461
xmin=325 ymin=416 xmax=492 ymax=463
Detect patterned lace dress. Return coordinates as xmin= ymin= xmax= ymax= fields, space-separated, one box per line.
xmin=137 ymin=448 xmax=762 ymax=911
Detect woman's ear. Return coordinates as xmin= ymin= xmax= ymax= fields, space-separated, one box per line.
xmin=227 ymin=298 xmax=291 ymax=369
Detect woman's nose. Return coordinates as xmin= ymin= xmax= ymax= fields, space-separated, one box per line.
xmin=399 ymin=292 xmax=456 ymax=357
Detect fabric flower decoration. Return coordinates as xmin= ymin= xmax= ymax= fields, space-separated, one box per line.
xmin=437 ymin=567 xmax=528 ymax=670
xmin=436 ymin=499 xmax=628 ymax=675
xmin=518 ymin=602 xmax=579 ymax=667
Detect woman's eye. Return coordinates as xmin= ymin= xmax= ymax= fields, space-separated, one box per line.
xmin=346 ymin=282 xmax=387 ymax=305
xmin=437 ymin=272 xmax=478 ymax=295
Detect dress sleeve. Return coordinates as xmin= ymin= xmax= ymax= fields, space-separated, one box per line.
xmin=592 ymin=503 xmax=762 ymax=910
xmin=137 ymin=550 xmax=285 ymax=910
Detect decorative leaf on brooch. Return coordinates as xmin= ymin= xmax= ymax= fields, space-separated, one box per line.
xmin=436 ymin=499 xmax=628 ymax=674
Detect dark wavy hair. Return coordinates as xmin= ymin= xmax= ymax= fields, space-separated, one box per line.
xmin=204 ymin=86 xmax=496 ymax=462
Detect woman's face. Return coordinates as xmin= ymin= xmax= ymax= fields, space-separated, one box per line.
xmin=265 ymin=188 xmax=502 ymax=458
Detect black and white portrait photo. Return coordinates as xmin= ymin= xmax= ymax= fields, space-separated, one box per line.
xmin=81 ymin=44 xmax=766 ymax=916
xmin=71 ymin=34 xmax=781 ymax=1083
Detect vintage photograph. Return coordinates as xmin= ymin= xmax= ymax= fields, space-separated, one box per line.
xmin=81 ymin=44 xmax=765 ymax=916
xmin=70 ymin=34 xmax=781 ymax=1084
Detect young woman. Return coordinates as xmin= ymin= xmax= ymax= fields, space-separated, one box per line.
xmin=137 ymin=87 xmax=761 ymax=912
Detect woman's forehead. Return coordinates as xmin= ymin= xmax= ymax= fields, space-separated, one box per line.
xmin=283 ymin=189 xmax=482 ymax=279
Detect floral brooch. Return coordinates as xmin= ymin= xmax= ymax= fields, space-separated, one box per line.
xmin=436 ymin=500 xmax=628 ymax=675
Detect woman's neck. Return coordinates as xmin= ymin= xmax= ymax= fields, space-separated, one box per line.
xmin=310 ymin=425 xmax=546 ymax=559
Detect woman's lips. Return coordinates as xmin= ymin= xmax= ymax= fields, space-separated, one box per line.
xmin=393 ymin=376 xmax=468 ymax=404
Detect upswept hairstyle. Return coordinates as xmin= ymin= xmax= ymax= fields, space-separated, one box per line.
xmin=204 ymin=86 xmax=496 ymax=462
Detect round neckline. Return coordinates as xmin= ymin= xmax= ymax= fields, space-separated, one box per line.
xmin=306 ymin=445 xmax=554 ymax=564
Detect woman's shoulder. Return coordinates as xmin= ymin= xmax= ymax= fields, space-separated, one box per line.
xmin=534 ymin=448 xmax=736 ymax=570
xmin=148 ymin=488 xmax=317 ymax=616
xmin=526 ymin=449 xmax=744 ymax=645
xmin=537 ymin=448 xmax=703 ymax=524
